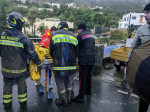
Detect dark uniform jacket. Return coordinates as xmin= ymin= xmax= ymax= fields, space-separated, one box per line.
xmin=0 ymin=27 xmax=42 ymax=78
xmin=77 ymin=30 xmax=95 ymax=65
xmin=50 ymin=28 xmax=78 ymax=76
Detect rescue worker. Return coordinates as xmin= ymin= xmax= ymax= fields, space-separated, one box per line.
xmin=0 ymin=12 xmax=42 ymax=109
xmin=38 ymin=26 xmax=57 ymax=87
xmin=69 ymin=28 xmax=75 ymax=34
xmin=40 ymin=26 xmax=57 ymax=48
xmin=50 ymin=21 xmax=78 ymax=106
xmin=73 ymin=23 xmax=95 ymax=103
xmin=126 ymin=3 xmax=150 ymax=112
xmin=69 ymin=27 xmax=75 ymax=100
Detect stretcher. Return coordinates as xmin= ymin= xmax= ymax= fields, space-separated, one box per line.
xmin=29 ymin=44 xmax=53 ymax=99
xmin=37 ymin=58 xmax=53 ymax=99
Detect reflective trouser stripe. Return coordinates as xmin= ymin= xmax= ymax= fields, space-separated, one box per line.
xmin=19 ymin=98 xmax=27 ymax=102
xmin=67 ymin=87 xmax=72 ymax=91
xmin=60 ymin=89 xmax=66 ymax=94
xmin=53 ymin=66 xmax=76 ymax=70
xmin=18 ymin=93 xmax=27 ymax=102
xmin=3 ymin=94 xmax=13 ymax=104
xmin=3 ymin=94 xmax=12 ymax=98
xmin=3 ymin=99 xmax=12 ymax=103
xmin=18 ymin=93 xmax=27 ymax=98
xmin=2 ymin=68 xmax=27 ymax=73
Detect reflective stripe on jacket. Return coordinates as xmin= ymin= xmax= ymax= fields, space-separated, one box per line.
xmin=40 ymin=29 xmax=51 ymax=48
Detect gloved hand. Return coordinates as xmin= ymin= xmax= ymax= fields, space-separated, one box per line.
xmin=37 ymin=64 xmax=42 ymax=71
xmin=124 ymin=62 xmax=128 ymax=67
xmin=42 ymin=63 xmax=50 ymax=70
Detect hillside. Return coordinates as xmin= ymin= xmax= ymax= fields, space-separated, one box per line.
xmin=36 ymin=0 xmax=150 ymax=13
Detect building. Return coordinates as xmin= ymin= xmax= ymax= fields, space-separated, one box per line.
xmin=38 ymin=8 xmax=53 ymax=11
xmin=66 ymin=3 xmax=76 ymax=8
xmin=17 ymin=5 xmax=27 ymax=8
xmin=51 ymin=3 xmax=60 ymax=8
xmin=24 ymin=18 xmax=74 ymax=35
xmin=20 ymin=0 xmax=26 ymax=3
xmin=118 ymin=12 xmax=146 ymax=28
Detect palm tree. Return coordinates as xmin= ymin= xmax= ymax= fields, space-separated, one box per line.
xmin=27 ymin=6 xmax=38 ymax=35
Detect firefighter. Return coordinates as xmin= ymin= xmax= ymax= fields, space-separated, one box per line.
xmin=0 ymin=12 xmax=42 ymax=109
xmin=38 ymin=26 xmax=57 ymax=87
xmin=40 ymin=26 xmax=57 ymax=48
xmin=69 ymin=28 xmax=75 ymax=34
xmin=73 ymin=23 xmax=95 ymax=103
xmin=50 ymin=21 xmax=78 ymax=106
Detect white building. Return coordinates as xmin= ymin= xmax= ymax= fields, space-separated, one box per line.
xmin=20 ymin=0 xmax=26 ymax=3
xmin=118 ymin=12 xmax=146 ymax=28
xmin=51 ymin=3 xmax=60 ymax=8
xmin=17 ymin=5 xmax=27 ymax=8
xmin=66 ymin=3 xmax=76 ymax=8
xmin=91 ymin=6 xmax=103 ymax=10
xmin=38 ymin=8 xmax=53 ymax=11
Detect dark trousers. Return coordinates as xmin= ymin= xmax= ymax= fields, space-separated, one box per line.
xmin=78 ymin=65 xmax=93 ymax=98
xmin=139 ymin=98 xmax=149 ymax=112
xmin=54 ymin=74 xmax=74 ymax=101
xmin=3 ymin=76 xmax=27 ymax=105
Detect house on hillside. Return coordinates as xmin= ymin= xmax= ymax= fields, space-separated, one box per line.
xmin=38 ymin=8 xmax=53 ymax=11
xmin=66 ymin=3 xmax=76 ymax=8
xmin=17 ymin=5 xmax=27 ymax=8
xmin=118 ymin=12 xmax=146 ymax=28
xmin=51 ymin=3 xmax=60 ymax=8
xmin=20 ymin=0 xmax=26 ymax=3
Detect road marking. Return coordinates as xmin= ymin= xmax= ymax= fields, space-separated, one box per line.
xmin=117 ymin=90 xmax=139 ymax=98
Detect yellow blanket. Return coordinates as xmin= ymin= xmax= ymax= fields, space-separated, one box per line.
xmin=29 ymin=45 xmax=52 ymax=81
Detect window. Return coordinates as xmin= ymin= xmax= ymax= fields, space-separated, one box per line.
xmin=132 ymin=16 xmax=136 ymax=20
xmin=124 ymin=18 xmax=126 ymax=21
xmin=140 ymin=15 xmax=143 ymax=22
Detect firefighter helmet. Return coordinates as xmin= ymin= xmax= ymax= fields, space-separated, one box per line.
xmin=8 ymin=12 xmax=25 ymax=30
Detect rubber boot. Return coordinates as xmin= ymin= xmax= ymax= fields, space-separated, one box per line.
xmin=67 ymin=91 xmax=72 ymax=104
xmin=3 ymin=102 xmax=12 ymax=109
xmin=73 ymin=95 xmax=85 ymax=103
xmin=20 ymin=101 xmax=27 ymax=108
xmin=71 ymin=91 xmax=74 ymax=100
xmin=55 ymin=94 xmax=68 ymax=106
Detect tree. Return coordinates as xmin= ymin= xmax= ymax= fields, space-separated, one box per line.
xmin=23 ymin=22 xmax=30 ymax=34
xmin=27 ymin=6 xmax=38 ymax=35
xmin=37 ymin=23 xmax=48 ymax=34
xmin=0 ymin=5 xmax=7 ymax=34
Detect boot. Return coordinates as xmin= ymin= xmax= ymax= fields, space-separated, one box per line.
xmin=71 ymin=91 xmax=74 ymax=100
xmin=86 ymin=90 xmax=92 ymax=95
xmin=55 ymin=98 xmax=68 ymax=106
xmin=66 ymin=91 xmax=72 ymax=104
xmin=55 ymin=94 xmax=68 ymax=106
xmin=73 ymin=95 xmax=85 ymax=103
xmin=3 ymin=102 xmax=12 ymax=109
xmin=20 ymin=101 xmax=27 ymax=108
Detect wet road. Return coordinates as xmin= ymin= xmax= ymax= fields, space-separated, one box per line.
xmin=0 ymin=63 xmax=150 ymax=112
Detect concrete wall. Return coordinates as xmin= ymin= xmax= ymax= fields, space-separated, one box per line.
xmin=24 ymin=18 xmax=74 ymax=35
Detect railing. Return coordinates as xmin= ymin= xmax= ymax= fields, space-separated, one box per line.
xmin=30 ymin=38 xmax=41 ymax=44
